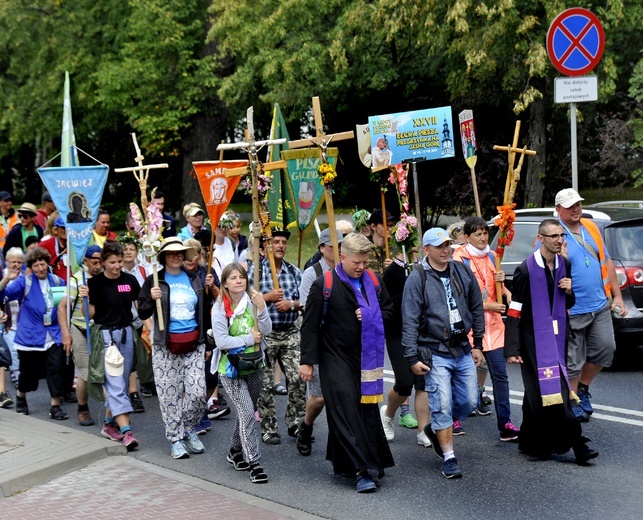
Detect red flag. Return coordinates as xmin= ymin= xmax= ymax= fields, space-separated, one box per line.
xmin=192 ymin=160 xmax=247 ymax=228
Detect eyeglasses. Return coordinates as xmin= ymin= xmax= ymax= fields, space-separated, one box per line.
xmin=540 ymin=233 xmax=567 ymax=240
xmin=18 ymin=213 xmax=33 ymax=219
xmin=165 ymin=251 xmax=185 ymax=258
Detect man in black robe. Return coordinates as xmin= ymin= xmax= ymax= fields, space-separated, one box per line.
xmin=505 ymin=219 xmax=598 ymax=464
xmin=300 ymin=233 xmax=394 ymax=493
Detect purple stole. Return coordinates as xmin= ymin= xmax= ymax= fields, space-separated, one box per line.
xmin=527 ymin=253 xmax=570 ymax=406
xmin=336 ymin=263 xmax=385 ymax=403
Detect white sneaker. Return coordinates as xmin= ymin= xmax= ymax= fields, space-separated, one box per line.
xmin=380 ymin=405 xmax=395 ymax=441
xmin=417 ymin=430 xmax=432 ymax=447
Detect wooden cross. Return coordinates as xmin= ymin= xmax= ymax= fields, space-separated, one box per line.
xmin=114 ymin=133 xmax=168 ymax=213
xmin=114 ymin=133 xmax=169 ymax=330
xmin=217 ymin=107 xmax=287 ymax=297
xmin=492 ymin=121 xmax=537 ymax=206
xmin=288 ymin=96 xmax=355 ymax=265
xmin=491 ymin=120 xmax=537 ymax=302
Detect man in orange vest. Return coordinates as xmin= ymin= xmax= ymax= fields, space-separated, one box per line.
xmin=0 ymin=191 xmax=18 ymax=252
xmin=555 ymin=188 xmax=627 ymax=422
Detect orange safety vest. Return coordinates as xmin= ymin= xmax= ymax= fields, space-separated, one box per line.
xmin=580 ymin=218 xmax=611 ymax=298
xmin=0 ymin=212 xmax=19 ymax=249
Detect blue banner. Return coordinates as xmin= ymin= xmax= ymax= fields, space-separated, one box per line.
xmin=37 ymin=165 xmax=109 ymax=266
xmin=368 ymin=107 xmax=455 ymax=164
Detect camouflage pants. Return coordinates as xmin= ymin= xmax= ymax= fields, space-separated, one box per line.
xmin=257 ymin=325 xmax=306 ymax=435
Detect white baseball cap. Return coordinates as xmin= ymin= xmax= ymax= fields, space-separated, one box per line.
xmin=555 ymin=188 xmax=584 ymax=209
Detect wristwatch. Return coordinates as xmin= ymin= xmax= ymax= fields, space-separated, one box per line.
xmin=290 ymin=299 xmax=295 ymax=311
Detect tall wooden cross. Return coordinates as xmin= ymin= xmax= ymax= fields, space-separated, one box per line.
xmin=288 ymin=96 xmax=355 ymax=265
xmin=218 ymin=107 xmax=287 ymax=294
xmin=491 ymin=120 xmax=537 ymax=302
xmin=114 ymin=133 xmax=169 ymax=330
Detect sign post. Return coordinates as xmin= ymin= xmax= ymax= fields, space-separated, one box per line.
xmin=547 ymin=7 xmax=604 ymax=191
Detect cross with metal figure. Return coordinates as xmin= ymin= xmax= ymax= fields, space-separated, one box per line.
xmin=217 ymin=107 xmax=287 ymax=295
xmin=288 ymin=97 xmax=355 ymax=265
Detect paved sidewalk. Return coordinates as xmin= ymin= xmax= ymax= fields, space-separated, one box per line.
xmin=0 ymin=409 xmax=321 ymax=518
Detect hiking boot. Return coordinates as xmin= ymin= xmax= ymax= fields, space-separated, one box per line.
xmin=49 ymin=406 xmax=69 ymax=421
xmin=130 ymin=392 xmax=145 ymax=413
xmin=226 ymin=449 xmax=250 ymax=471
xmin=249 ymin=463 xmax=268 ymax=483
xmin=140 ymin=383 xmax=157 ymax=397
xmin=573 ymin=442 xmax=599 ymax=465
xmin=499 ymin=421 xmax=520 ymax=442
xmin=207 ymin=402 xmax=231 ymax=419
xmin=0 ymin=391 xmax=13 ymax=408
xmin=101 ymin=421 xmax=124 ymax=442
xmin=452 ymin=419 xmax=465 ymax=436
xmin=442 ymin=457 xmax=463 ymax=479
xmin=171 ymin=440 xmax=189 ymax=459
xmin=398 ymin=413 xmax=419 ymax=429
xmin=571 ymin=404 xmax=590 ymax=422
xmin=577 ymin=388 xmax=594 ymax=415
xmin=122 ymin=430 xmax=138 ymax=451
xmin=16 ymin=396 xmax=29 ymax=415
xmin=380 ymin=405 xmax=395 ymax=441
xmin=296 ymin=419 xmax=313 ymax=456
xmin=417 ymin=430 xmax=432 ymax=447
xmin=423 ymin=424 xmax=443 ymax=459
xmin=77 ymin=409 xmax=95 ymax=426
xmin=262 ymin=432 xmax=281 ymax=445
xmin=355 ymin=473 xmax=377 ymax=493
xmin=64 ymin=391 xmax=78 ymax=404
xmin=184 ymin=430 xmax=205 ymax=454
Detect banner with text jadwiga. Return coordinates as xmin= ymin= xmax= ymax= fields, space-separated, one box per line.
xmin=37 ymin=165 xmax=109 ymax=266
xmin=192 ymin=161 xmax=247 ymax=229
xmin=281 ymin=148 xmax=338 ymax=231
xmin=368 ymin=107 xmax=455 ymax=165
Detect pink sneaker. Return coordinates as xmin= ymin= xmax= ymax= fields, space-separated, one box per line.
xmin=101 ymin=422 xmax=124 ymax=442
xmin=123 ymin=430 xmax=139 ymax=451
xmin=255 ymin=411 xmax=260 ymax=422
xmin=500 ymin=421 xmax=520 ymax=442
xmin=452 ymin=419 xmax=465 ymax=436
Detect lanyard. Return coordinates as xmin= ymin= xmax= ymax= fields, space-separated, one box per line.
xmin=559 ymin=221 xmax=590 ymax=267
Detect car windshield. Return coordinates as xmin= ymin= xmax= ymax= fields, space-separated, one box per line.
xmin=500 ymin=222 xmax=539 ymax=263
xmin=604 ymin=223 xmax=643 ymax=261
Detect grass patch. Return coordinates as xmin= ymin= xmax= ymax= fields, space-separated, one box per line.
xmin=580 ymin=187 xmax=643 ymax=205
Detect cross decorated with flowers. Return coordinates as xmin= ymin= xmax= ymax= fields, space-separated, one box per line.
xmin=288 ymin=97 xmax=355 ymax=265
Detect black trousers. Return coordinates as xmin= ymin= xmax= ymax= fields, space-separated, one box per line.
xmin=18 ymin=346 xmax=64 ymax=398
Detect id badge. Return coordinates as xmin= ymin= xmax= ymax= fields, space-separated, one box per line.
xmin=43 ymin=314 xmax=52 ymax=326
xmin=482 ymin=289 xmax=488 ymax=302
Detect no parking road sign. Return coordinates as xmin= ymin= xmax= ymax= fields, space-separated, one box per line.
xmin=547 ymin=7 xmax=604 ymax=76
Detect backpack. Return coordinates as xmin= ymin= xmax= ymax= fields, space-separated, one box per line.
xmin=321 ymin=269 xmax=381 ymax=324
xmin=460 ymin=251 xmax=495 ymax=269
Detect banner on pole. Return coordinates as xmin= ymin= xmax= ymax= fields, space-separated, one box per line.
xmin=281 ymin=148 xmax=338 ymax=231
xmin=368 ymin=107 xmax=455 ymax=164
xmin=192 ymin=161 xmax=247 ymax=229
xmin=37 ymin=165 xmax=109 ymax=265
xmin=458 ymin=110 xmax=478 ymax=168
xmin=267 ymin=104 xmax=297 ymax=229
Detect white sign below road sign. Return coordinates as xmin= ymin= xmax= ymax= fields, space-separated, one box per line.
xmin=554 ymin=76 xmax=598 ymax=103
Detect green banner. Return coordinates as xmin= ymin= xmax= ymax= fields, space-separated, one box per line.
xmin=281 ymin=148 xmax=338 ymax=231
xmin=267 ymin=104 xmax=297 ymax=230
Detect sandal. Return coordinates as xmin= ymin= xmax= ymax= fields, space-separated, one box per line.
xmin=249 ymin=463 xmax=268 ymax=483
xmin=226 ymin=450 xmax=250 ymax=471
xmin=274 ymin=384 xmax=287 ymax=395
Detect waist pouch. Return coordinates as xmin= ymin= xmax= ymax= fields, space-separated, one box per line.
xmin=228 ymin=349 xmax=264 ymax=374
xmin=167 ymin=329 xmax=199 ymax=355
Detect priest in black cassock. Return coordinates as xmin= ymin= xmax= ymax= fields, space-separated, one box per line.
xmin=504 ymin=219 xmax=598 ymax=464
xmin=300 ymin=232 xmax=394 ymax=493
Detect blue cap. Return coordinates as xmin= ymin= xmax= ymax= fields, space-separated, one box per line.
xmin=422 ymin=227 xmax=453 ymax=247
xmin=53 ymin=216 xmax=66 ymax=228
xmin=84 ymin=245 xmax=102 ymax=258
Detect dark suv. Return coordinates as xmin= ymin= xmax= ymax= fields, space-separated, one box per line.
xmin=489 ymin=204 xmax=643 ymax=351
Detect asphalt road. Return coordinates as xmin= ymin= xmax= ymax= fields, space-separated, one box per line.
xmin=9 ymin=352 xmax=643 ymax=520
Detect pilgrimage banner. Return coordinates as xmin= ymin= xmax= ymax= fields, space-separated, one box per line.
xmin=368 ymin=107 xmax=455 ymax=164
xmin=192 ymin=160 xmax=247 ymax=228
xmin=356 ymin=123 xmax=372 ymax=168
xmin=281 ymin=148 xmax=338 ymax=231
xmin=37 ymin=165 xmax=109 ymax=265
xmin=458 ymin=110 xmax=478 ymax=168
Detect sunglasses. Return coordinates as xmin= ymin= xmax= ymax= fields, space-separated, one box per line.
xmin=18 ymin=213 xmax=33 ymax=219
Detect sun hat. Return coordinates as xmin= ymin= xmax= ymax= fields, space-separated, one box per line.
xmin=17 ymin=202 xmax=38 ymax=216
xmin=105 ymin=344 xmax=124 ymax=377
xmin=157 ymin=237 xmax=196 ymax=264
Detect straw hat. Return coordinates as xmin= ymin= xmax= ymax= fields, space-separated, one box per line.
xmin=157 ymin=237 xmax=196 ymax=264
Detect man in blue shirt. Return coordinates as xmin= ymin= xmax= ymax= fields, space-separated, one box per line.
xmin=555 ymin=188 xmax=627 ymax=422
xmin=248 ymin=228 xmax=305 ymax=445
